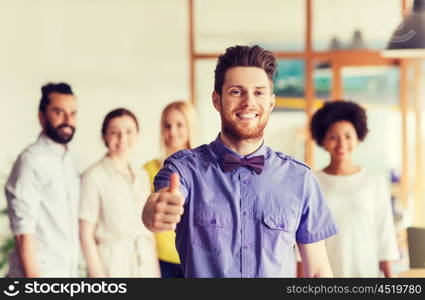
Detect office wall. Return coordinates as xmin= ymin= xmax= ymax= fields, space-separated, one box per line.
xmin=0 ymin=0 xmax=189 ymax=264
xmin=0 ymin=0 xmax=189 ymax=174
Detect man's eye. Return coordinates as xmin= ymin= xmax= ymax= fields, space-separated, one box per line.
xmin=230 ymin=90 xmax=242 ymax=96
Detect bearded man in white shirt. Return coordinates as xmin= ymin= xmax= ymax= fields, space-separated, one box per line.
xmin=5 ymin=82 xmax=80 ymax=277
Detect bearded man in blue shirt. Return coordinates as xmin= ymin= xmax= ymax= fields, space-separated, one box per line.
xmin=143 ymin=45 xmax=337 ymax=278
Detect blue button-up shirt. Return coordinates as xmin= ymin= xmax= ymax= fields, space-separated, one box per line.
xmin=154 ymin=135 xmax=337 ymax=278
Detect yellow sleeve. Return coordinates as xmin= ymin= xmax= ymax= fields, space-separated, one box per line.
xmin=143 ymin=158 xmax=180 ymax=264
xmin=143 ymin=159 xmax=161 ymax=192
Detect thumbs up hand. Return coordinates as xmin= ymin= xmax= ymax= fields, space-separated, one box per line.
xmin=168 ymin=173 xmax=181 ymax=195
xmin=142 ymin=173 xmax=185 ymax=232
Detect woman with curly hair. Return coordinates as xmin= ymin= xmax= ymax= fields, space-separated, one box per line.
xmin=310 ymin=100 xmax=398 ymax=277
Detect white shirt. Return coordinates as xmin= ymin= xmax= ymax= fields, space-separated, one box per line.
xmin=79 ymin=156 xmax=159 ymax=277
xmin=316 ymin=168 xmax=399 ymax=277
xmin=5 ymin=134 xmax=80 ymax=277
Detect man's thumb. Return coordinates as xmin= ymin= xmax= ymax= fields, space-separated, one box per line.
xmin=169 ymin=173 xmax=180 ymax=194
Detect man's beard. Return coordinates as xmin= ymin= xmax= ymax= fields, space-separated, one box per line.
xmin=44 ymin=118 xmax=75 ymax=144
xmin=220 ymin=110 xmax=269 ymax=141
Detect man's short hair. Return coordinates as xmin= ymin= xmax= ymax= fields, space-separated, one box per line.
xmin=214 ymin=45 xmax=278 ymax=95
xmin=39 ymin=82 xmax=74 ymax=113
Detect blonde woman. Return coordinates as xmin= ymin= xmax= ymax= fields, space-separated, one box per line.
xmin=80 ymin=108 xmax=160 ymax=277
xmin=144 ymin=101 xmax=197 ymax=277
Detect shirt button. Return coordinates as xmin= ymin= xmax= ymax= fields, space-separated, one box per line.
xmin=243 ymin=180 xmax=249 ymax=184
xmin=210 ymin=219 xmax=216 ymax=225
xmin=243 ymin=211 xmax=249 ymax=217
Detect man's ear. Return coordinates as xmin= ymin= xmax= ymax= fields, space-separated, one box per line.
xmin=212 ymin=91 xmax=221 ymax=112
xmin=270 ymin=93 xmax=276 ymax=112
xmin=38 ymin=112 xmax=46 ymax=129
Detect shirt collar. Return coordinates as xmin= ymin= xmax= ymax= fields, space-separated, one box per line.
xmin=38 ymin=133 xmax=68 ymax=158
xmin=210 ymin=133 xmax=267 ymax=161
xmin=101 ymin=155 xmax=137 ymax=180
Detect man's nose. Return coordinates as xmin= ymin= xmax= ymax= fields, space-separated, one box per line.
xmin=241 ymin=92 xmax=256 ymax=107
xmin=62 ymin=113 xmax=70 ymax=124
xmin=64 ymin=113 xmax=76 ymax=126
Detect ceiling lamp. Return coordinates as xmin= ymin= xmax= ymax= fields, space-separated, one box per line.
xmin=381 ymin=0 xmax=425 ymax=58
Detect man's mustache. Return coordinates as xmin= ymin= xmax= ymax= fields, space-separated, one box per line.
xmin=56 ymin=124 xmax=75 ymax=132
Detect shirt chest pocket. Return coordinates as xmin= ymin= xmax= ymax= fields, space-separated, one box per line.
xmin=192 ymin=207 xmax=231 ymax=254
xmin=262 ymin=213 xmax=296 ymax=255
